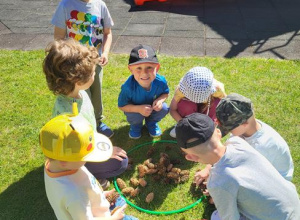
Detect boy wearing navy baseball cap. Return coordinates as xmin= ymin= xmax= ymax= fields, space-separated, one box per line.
xmin=118 ymin=44 xmax=169 ymax=139
xmin=175 ymin=113 xmax=300 ymax=220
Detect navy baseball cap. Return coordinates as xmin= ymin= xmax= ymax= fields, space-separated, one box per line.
xmin=128 ymin=44 xmax=159 ymax=65
xmin=176 ymin=113 xmax=215 ymax=149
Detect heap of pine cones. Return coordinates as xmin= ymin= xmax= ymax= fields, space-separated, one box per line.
xmin=116 ymin=148 xmax=191 ymax=204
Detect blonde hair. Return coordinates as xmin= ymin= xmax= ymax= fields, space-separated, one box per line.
xmin=43 ymin=39 xmax=99 ymax=95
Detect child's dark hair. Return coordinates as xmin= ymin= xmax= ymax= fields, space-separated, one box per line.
xmin=43 ymin=39 xmax=99 ymax=95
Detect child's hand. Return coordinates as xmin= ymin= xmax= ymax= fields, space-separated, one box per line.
xmin=139 ymin=105 xmax=153 ymax=117
xmin=99 ymin=53 xmax=109 ymax=66
xmin=194 ymin=169 xmax=210 ymax=187
xmin=111 ymin=146 xmax=127 ymax=161
xmin=111 ymin=204 xmax=127 ymax=220
xmin=152 ymin=99 xmax=163 ymax=111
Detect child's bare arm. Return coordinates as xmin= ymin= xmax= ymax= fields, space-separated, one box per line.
xmin=152 ymin=93 xmax=168 ymax=111
xmin=54 ymin=26 xmax=67 ymax=40
xmin=119 ymin=104 xmax=153 ymax=117
xmin=100 ymin=27 xmax=112 ymax=67
xmin=169 ymin=98 xmax=182 ymax=122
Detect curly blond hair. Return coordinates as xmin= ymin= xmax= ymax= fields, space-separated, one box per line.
xmin=43 ymin=39 xmax=99 ymax=95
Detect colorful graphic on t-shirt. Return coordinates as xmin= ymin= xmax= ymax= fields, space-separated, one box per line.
xmin=66 ymin=10 xmax=104 ymax=49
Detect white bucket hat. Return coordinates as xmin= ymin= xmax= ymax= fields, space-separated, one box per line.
xmin=179 ymin=67 xmax=216 ymax=103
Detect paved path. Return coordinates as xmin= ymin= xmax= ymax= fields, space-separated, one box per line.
xmin=0 ymin=0 xmax=299 ymax=59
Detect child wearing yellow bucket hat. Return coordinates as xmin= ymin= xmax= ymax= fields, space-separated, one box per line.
xmin=40 ymin=113 xmax=138 ymax=220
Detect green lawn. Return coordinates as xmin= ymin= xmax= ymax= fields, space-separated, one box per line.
xmin=0 ymin=50 xmax=299 ymax=220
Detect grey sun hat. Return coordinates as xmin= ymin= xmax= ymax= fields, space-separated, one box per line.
xmin=216 ymin=93 xmax=253 ymax=133
xmin=179 ymin=67 xmax=216 ymax=103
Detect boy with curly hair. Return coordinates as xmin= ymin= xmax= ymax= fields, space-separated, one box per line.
xmin=43 ymin=39 xmax=128 ymax=189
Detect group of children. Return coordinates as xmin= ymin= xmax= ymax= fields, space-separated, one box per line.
xmin=38 ymin=0 xmax=299 ymax=219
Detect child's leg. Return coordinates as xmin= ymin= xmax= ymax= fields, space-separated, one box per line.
xmin=86 ymin=66 xmax=113 ymax=137
xmin=86 ymin=65 xmax=103 ymax=123
xmin=85 ymin=157 xmax=128 ymax=179
xmin=145 ymin=102 xmax=169 ymax=137
xmin=177 ymin=99 xmax=198 ymax=117
xmin=124 ymin=112 xmax=144 ymax=139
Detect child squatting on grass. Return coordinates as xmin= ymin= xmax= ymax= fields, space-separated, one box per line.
xmin=193 ymin=93 xmax=294 ymax=188
xmin=51 ymin=0 xmax=114 ymax=138
xmin=169 ymin=66 xmax=226 ymax=138
xmin=118 ymin=44 xmax=169 ymax=139
xmin=175 ymin=113 xmax=300 ymax=220
xmin=43 ymin=39 xmax=128 ymax=189
xmin=40 ymin=113 xmax=138 ymax=220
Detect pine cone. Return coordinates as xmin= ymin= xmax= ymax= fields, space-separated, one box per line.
xmin=121 ymin=187 xmax=134 ymax=195
xmin=146 ymin=168 xmax=158 ymax=175
xmin=138 ymin=178 xmax=147 ymax=187
xmin=116 ymin=178 xmax=127 ymax=190
xmin=146 ymin=162 xmax=156 ymax=169
xmin=137 ymin=165 xmax=146 ymax=178
xmin=167 ymin=163 xmax=173 ymax=172
xmin=147 ymin=147 xmax=155 ymax=157
xmin=167 ymin=172 xmax=179 ymax=180
xmin=171 ymin=167 xmax=181 ymax=174
xmin=145 ymin=192 xmax=154 ymax=203
xmin=180 ymin=170 xmax=190 ymax=176
xmin=130 ymin=188 xmax=140 ymax=197
xmin=179 ymin=175 xmax=189 ymax=183
xmin=130 ymin=178 xmax=140 ymax=187
xmin=106 ymin=191 xmax=120 ymax=204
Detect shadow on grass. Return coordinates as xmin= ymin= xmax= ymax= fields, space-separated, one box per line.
xmin=0 ymin=166 xmax=55 ymax=220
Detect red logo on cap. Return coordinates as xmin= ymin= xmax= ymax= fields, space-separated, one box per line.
xmin=138 ymin=49 xmax=148 ymax=59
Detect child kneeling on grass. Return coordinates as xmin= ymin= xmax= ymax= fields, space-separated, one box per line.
xmin=40 ymin=113 xmax=138 ymax=220
xmin=175 ymin=113 xmax=300 ymax=220
xmin=169 ymin=66 xmax=226 ymax=138
xmin=194 ymin=93 xmax=294 ymax=189
xmin=118 ymin=44 xmax=169 ymax=139
xmin=43 ymin=39 xmax=128 ymax=189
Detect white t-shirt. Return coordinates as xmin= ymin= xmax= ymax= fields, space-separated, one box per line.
xmin=242 ymin=119 xmax=294 ymax=181
xmin=44 ymin=161 xmax=110 ymax=220
xmin=208 ymin=136 xmax=300 ymax=220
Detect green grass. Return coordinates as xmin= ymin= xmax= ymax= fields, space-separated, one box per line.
xmin=0 ymin=50 xmax=299 ymax=220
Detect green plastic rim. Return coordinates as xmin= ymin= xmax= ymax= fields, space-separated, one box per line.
xmin=113 ymin=140 xmax=205 ymax=215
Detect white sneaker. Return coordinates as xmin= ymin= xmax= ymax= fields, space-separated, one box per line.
xmin=169 ymin=126 xmax=176 ymax=138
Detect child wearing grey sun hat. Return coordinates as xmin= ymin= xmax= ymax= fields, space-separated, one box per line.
xmin=169 ymin=66 xmax=226 ymax=138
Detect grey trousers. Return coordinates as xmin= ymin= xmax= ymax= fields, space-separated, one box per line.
xmin=85 ymin=65 xmax=103 ymax=124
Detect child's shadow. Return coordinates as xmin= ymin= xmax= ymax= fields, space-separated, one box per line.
xmin=0 ymin=166 xmax=55 ymax=220
xmin=110 ymin=125 xmax=200 ymax=212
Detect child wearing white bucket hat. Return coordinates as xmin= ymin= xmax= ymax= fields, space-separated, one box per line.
xmin=169 ymin=67 xmax=226 ymax=138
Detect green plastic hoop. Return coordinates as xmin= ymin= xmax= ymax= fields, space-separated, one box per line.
xmin=113 ymin=140 xmax=205 ymax=215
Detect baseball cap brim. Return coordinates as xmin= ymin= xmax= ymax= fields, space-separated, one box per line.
xmin=82 ymin=133 xmax=113 ymax=162
xmin=128 ymin=60 xmax=159 ymax=66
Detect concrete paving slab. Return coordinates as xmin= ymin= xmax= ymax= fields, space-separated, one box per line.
xmin=23 ymin=34 xmax=54 ymax=50
xmin=164 ymin=30 xmax=204 ymax=38
xmin=112 ymin=36 xmax=161 ymax=54
xmin=160 ymin=37 xmax=204 ymax=56
xmin=122 ymin=23 xmax=164 ymax=36
xmin=205 ymin=39 xmax=255 ymax=58
xmin=166 ymin=17 xmax=204 ymax=31
xmin=130 ymin=12 xmax=167 ymax=24
xmin=0 ymin=22 xmax=12 ymax=35
xmin=0 ymin=34 xmax=36 ymax=50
